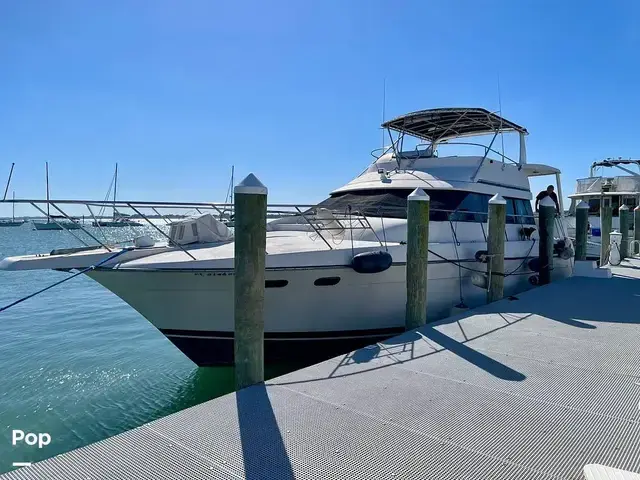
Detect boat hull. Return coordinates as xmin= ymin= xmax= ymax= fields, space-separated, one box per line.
xmin=87 ymin=258 xmax=572 ymax=366
xmin=93 ymin=221 xmax=142 ymax=227
xmin=0 ymin=221 xmax=24 ymax=227
xmin=33 ymin=221 xmax=82 ymax=230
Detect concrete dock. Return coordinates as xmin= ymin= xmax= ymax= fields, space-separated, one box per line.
xmin=4 ymin=259 xmax=640 ymax=479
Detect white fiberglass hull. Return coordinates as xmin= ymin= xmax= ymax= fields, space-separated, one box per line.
xmin=87 ymin=255 xmax=572 ymax=366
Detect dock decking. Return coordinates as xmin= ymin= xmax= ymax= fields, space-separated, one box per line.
xmin=4 ymin=259 xmax=640 ymax=479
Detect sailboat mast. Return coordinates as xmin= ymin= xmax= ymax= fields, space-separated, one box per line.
xmin=3 ymin=162 xmax=14 ymax=201
xmin=45 ymin=162 xmax=50 ymax=221
xmin=12 ymin=191 xmax=15 ymax=221
xmin=113 ymin=163 xmax=118 ymax=220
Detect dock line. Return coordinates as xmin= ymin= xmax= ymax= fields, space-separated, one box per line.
xmin=0 ymin=247 xmax=133 ymax=313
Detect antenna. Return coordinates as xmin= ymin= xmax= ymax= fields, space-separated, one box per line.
xmin=45 ymin=162 xmax=50 ymax=220
xmin=381 ymin=78 xmax=386 ymax=152
xmin=3 ymin=163 xmax=15 ymax=201
xmin=497 ymin=74 xmax=506 ymax=166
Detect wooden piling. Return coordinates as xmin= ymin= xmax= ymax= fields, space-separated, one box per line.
xmin=538 ymin=196 xmax=555 ymax=285
xmin=635 ymin=206 xmax=640 ymax=255
xmin=405 ymin=188 xmax=430 ymax=331
xmin=487 ymin=194 xmax=506 ymax=303
xmin=619 ymin=204 xmax=630 ymax=259
xmin=600 ymin=199 xmax=613 ymax=266
xmin=574 ymin=201 xmax=589 ymax=261
xmin=234 ymin=173 xmax=268 ymax=390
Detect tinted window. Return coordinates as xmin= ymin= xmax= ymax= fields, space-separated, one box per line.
xmin=513 ymin=199 xmax=535 ymax=225
xmin=612 ymin=195 xmax=620 ymax=217
xmin=505 ymin=198 xmax=517 ymax=224
xmin=315 ymin=189 xmax=470 ymax=222
xmin=315 ymin=190 xmax=530 ymax=224
xmin=588 ymin=198 xmax=600 ymax=215
xmin=450 ymin=193 xmax=489 ymax=222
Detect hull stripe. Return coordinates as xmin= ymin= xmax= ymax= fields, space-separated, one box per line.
xmin=160 ymin=326 xmax=404 ymax=341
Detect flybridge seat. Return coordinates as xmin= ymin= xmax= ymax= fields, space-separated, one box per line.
xmin=168 ymin=214 xmax=233 ymax=246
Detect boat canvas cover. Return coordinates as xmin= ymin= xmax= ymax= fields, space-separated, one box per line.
xmin=381 ymin=107 xmax=528 ymax=143
xmin=169 ymin=213 xmax=233 ymax=245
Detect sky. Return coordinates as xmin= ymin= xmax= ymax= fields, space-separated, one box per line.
xmin=2 ymin=0 xmax=640 ymax=217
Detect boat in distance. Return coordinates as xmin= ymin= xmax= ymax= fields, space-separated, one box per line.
xmin=0 ymin=108 xmax=574 ymax=367
xmin=565 ymin=157 xmax=640 ymax=260
xmin=0 ymin=192 xmax=25 ymax=227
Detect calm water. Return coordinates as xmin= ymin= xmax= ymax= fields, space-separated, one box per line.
xmin=0 ymin=224 xmax=291 ymax=472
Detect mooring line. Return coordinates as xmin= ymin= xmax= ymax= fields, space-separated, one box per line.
xmin=0 ymin=247 xmax=133 ymax=313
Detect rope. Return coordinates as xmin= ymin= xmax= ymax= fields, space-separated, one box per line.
xmin=0 ymin=247 xmax=133 ymax=313
xmin=425 ymin=239 xmax=539 ymax=278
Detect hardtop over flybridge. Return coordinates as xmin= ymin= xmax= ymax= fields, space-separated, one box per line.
xmin=0 ymin=107 xmax=574 ymax=367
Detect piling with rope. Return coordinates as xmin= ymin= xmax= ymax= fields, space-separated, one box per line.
xmin=619 ymin=204 xmax=630 ymax=260
xmin=486 ymin=194 xmax=506 ymax=303
xmin=234 ymin=173 xmax=268 ymax=390
xmin=538 ymin=196 xmax=555 ymax=285
xmin=405 ymin=188 xmax=430 ymax=331
xmin=600 ymin=200 xmax=613 ymax=266
xmin=574 ymin=201 xmax=589 ymax=261
xmin=635 ymin=206 xmax=640 ymax=255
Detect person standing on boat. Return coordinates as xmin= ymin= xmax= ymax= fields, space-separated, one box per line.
xmin=535 ymin=185 xmax=560 ymax=214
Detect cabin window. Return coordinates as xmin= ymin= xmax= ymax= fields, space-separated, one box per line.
xmin=505 ymin=198 xmax=517 ymax=224
xmin=191 ymin=223 xmax=198 ymax=237
xmin=612 ymin=196 xmax=620 ymax=217
xmin=314 ymin=277 xmax=341 ymax=286
xmin=588 ymin=198 xmax=600 ymax=215
xmin=315 ymin=189 xmax=469 ymax=221
xmin=514 ymin=199 xmax=535 ymax=225
xmin=449 ymin=193 xmax=488 ymax=222
xmin=313 ymin=189 xmax=533 ymax=224
xmin=178 ymin=225 xmax=185 ymax=240
xmin=624 ymin=197 xmax=637 ymax=209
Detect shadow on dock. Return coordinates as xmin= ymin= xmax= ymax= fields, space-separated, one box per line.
xmin=273 ymin=274 xmax=640 ymax=389
xmin=236 ymin=383 xmax=295 ymax=480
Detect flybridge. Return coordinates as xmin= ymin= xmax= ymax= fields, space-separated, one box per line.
xmin=377 ymin=107 xmax=530 ymax=178
xmin=381 ymin=107 xmax=528 ymax=143
xmin=590 ymin=158 xmax=640 ymax=177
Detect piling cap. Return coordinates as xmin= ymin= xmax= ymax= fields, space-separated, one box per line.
xmin=407 ymin=188 xmax=430 ymax=201
xmin=488 ymin=194 xmax=506 ymax=205
xmin=539 ymin=196 xmax=556 ymax=207
xmin=576 ymin=201 xmax=589 ymax=209
xmin=619 ymin=204 xmax=629 ymax=211
xmin=235 ymin=173 xmax=268 ymax=195
xmin=635 ymin=205 xmax=640 ymax=211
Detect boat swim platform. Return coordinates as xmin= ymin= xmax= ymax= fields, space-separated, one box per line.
xmin=4 ymin=260 xmax=640 ymax=479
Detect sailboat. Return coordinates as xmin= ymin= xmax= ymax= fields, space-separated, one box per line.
xmin=33 ymin=163 xmax=82 ymax=231
xmin=93 ymin=164 xmax=141 ymax=227
xmin=0 ymin=192 xmax=25 ymax=227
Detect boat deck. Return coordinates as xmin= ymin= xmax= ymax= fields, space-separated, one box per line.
xmin=3 ymin=259 xmax=640 ymax=479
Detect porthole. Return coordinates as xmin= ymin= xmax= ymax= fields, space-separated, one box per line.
xmin=314 ymin=277 xmax=341 ymax=286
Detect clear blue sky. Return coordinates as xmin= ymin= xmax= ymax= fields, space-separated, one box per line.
xmin=2 ymin=0 xmax=639 ymax=217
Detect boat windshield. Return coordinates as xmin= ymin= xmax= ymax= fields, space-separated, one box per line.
xmin=314 ymin=189 xmax=534 ymax=224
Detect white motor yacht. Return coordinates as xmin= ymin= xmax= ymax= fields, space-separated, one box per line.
xmin=566 ymin=158 xmax=639 ymax=259
xmin=0 ymin=108 xmax=574 ymax=366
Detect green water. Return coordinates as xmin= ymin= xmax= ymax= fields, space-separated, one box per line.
xmin=0 ymin=224 xmax=292 ymax=472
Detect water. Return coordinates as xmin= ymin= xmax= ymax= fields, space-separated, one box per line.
xmin=0 ymin=224 xmax=290 ymax=472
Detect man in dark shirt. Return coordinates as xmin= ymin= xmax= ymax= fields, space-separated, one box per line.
xmin=535 ymin=185 xmax=560 ymax=213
